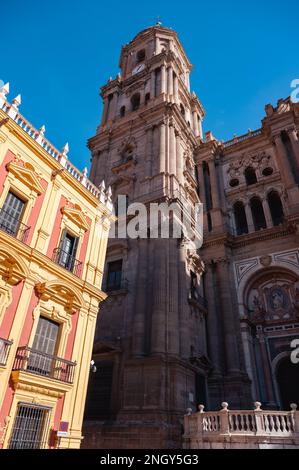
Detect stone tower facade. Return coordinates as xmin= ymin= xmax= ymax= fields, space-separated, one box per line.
xmin=83 ymin=25 xmax=252 ymax=449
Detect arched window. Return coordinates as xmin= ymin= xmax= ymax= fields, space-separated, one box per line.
xmin=233 ymin=201 xmax=248 ymax=235
xmin=267 ymin=190 xmax=284 ymax=226
xmin=136 ymin=49 xmax=145 ymax=63
xmin=244 ymin=166 xmax=257 ymax=185
xmin=250 ymin=197 xmax=266 ymax=231
xmin=180 ymin=103 xmax=185 ymax=117
xmin=120 ymin=105 xmax=126 ymax=118
xmin=145 ymin=93 xmax=150 ymax=105
xmin=131 ymin=93 xmax=140 ymax=111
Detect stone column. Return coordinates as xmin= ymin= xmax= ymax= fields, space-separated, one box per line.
xmin=198 ymin=163 xmax=206 ymax=210
xmin=132 ymin=239 xmax=148 ymax=356
xmin=245 ymin=202 xmax=254 ymax=233
xmin=256 ymin=329 xmax=276 ymax=406
xmin=207 ymin=160 xmax=220 ymax=209
xmin=240 ymin=321 xmax=258 ymax=401
xmin=167 ymin=66 xmax=174 ymax=97
xmin=205 ymin=264 xmax=222 ymax=376
xmin=151 ymin=240 xmax=167 ymax=354
xmin=101 ymin=98 xmax=109 ymax=125
xmin=262 ymin=197 xmax=272 ymax=227
xmin=178 ymin=244 xmax=189 ymax=358
xmin=173 ymin=73 xmax=179 ymax=103
xmin=159 ymin=121 xmax=166 ymax=173
xmin=216 ymin=259 xmax=241 ymax=375
xmin=150 ymin=70 xmax=156 ymax=98
xmin=175 ymin=130 xmax=183 ymax=183
xmin=161 ymin=65 xmax=167 ymax=95
xmin=273 ymin=134 xmax=295 ymax=187
xmin=110 ymin=92 xmax=118 ymax=121
xmin=193 ymin=111 xmax=199 ymax=137
xmin=198 ymin=163 xmax=208 ymax=229
xmin=167 ymin=240 xmax=180 ymax=355
xmin=145 ymin=126 xmax=153 ymax=178
xmin=169 ymin=123 xmax=176 ymax=175
xmin=288 ymin=127 xmax=299 ymax=167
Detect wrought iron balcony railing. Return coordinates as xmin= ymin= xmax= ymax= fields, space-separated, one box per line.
xmin=0 ymin=337 xmax=13 ymax=366
xmin=52 ymin=247 xmax=82 ymax=277
xmin=13 ymin=346 xmax=76 ymax=384
xmin=0 ymin=208 xmax=30 ymax=243
xmin=105 ymin=278 xmax=128 ymax=293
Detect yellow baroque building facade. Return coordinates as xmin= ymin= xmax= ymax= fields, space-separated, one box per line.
xmin=0 ymin=83 xmax=113 ymax=448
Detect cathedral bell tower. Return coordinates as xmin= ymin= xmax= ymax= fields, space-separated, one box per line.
xmin=84 ymin=24 xmax=208 ymax=449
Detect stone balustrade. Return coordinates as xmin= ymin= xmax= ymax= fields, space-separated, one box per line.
xmin=223 ymin=129 xmax=262 ymax=148
xmin=0 ymin=83 xmax=113 ymax=211
xmin=183 ymin=402 xmax=299 ymax=449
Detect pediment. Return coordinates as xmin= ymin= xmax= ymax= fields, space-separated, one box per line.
xmin=61 ymin=206 xmax=89 ymax=231
xmin=6 ymin=161 xmax=44 ymax=195
xmin=35 ymin=280 xmax=85 ymax=314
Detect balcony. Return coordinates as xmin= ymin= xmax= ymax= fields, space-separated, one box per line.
xmin=0 ymin=208 xmax=30 ymax=243
xmin=13 ymin=346 xmax=76 ymax=384
xmin=52 ymin=247 xmax=82 ymax=277
xmin=0 ymin=337 xmax=13 ymax=366
xmin=105 ymin=278 xmax=128 ymax=295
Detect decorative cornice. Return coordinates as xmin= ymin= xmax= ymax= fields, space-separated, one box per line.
xmin=6 ymin=161 xmax=44 ymax=194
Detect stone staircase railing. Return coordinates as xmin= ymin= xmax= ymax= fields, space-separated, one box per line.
xmin=183 ymin=402 xmax=299 ymax=449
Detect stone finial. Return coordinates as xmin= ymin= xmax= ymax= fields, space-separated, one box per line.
xmin=265 ymin=103 xmax=274 ymax=116
xmin=98 ymin=180 xmax=106 ymax=204
xmin=39 ymin=125 xmax=46 ymax=135
xmin=205 ymin=130 xmax=216 ymax=142
xmin=0 ymin=82 xmax=10 ymax=98
xmin=61 ymin=142 xmax=69 ymax=156
xmin=198 ymin=404 xmax=205 ymax=413
xmin=59 ymin=142 xmax=69 ymax=167
xmin=106 ymin=185 xmax=112 ymax=200
xmin=254 ymin=401 xmax=262 ymax=411
xmin=12 ymin=94 xmax=21 ymax=108
xmin=290 ymin=403 xmax=298 ymax=411
xmin=99 ymin=180 xmax=106 ymax=191
xmin=36 ymin=124 xmax=46 ymax=144
xmin=221 ymin=402 xmax=229 ymax=411
xmin=81 ymin=167 xmax=88 ymax=187
xmin=186 ymin=408 xmax=193 ymax=416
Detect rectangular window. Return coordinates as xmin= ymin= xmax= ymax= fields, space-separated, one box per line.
xmin=58 ymin=230 xmax=79 ymax=272
xmin=106 ymin=259 xmax=123 ymax=291
xmin=28 ymin=316 xmax=59 ymax=376
xmin=9 ymin=403 xmax=51 ymax=449
xmin=0 ymin=191 xmax=25 ymax=236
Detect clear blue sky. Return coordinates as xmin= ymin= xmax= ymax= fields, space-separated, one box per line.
xmin=2 ymin=0 xmax=298 ymax=172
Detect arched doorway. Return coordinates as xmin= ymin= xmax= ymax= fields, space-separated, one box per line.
xmin=276 ymin=357 xmax=299 ymax=409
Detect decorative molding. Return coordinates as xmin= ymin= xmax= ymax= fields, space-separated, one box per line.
xmin=273 ymin=250 xmax=299 ymax=270
xmin=61 ymin=206 xmax=89 ymax=232
xmin=35 ymin=279 xmax=85 ymax=314
xmin=6 ymin=161 xmax=44 ymax=195
xmin=0 ymin=243 xmax=29 ymax=285
xmin=235 ymin=258 xmax=259 ymax=284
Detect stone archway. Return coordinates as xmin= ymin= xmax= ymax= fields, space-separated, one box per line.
xmin=276 ymin=357 xmax=299 ymax=409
